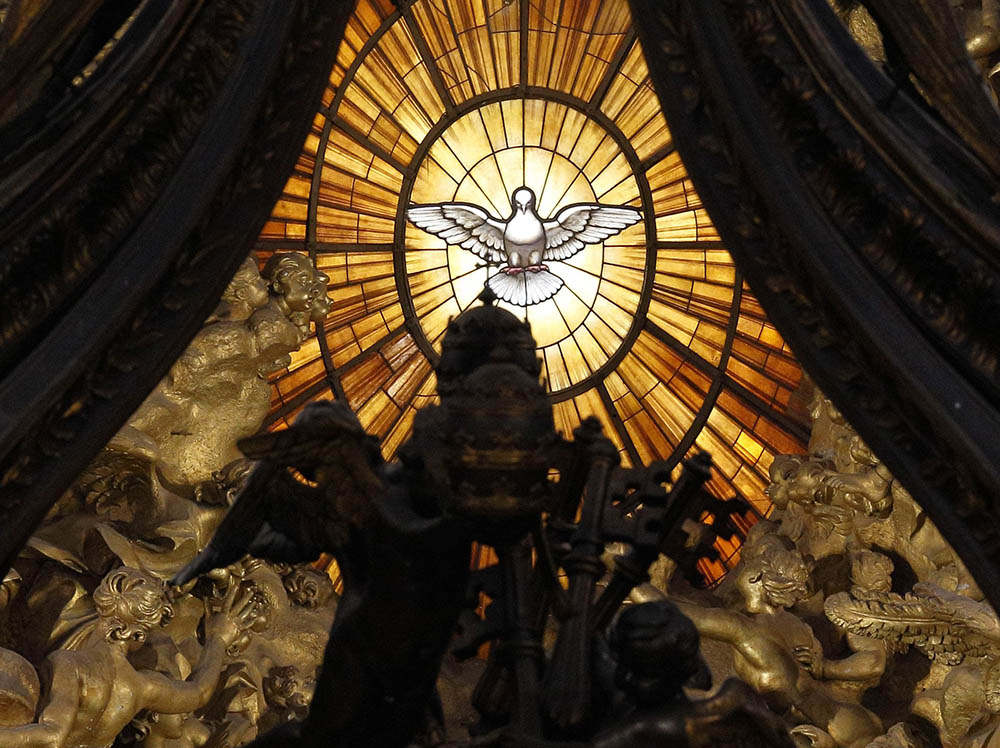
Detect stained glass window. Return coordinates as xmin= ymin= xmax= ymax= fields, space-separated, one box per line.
xmin=257 ymin=0 xmax=810 ymax=584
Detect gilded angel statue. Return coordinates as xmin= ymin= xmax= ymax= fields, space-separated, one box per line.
xmin=0 ymin=568 xmax=261 ymax=748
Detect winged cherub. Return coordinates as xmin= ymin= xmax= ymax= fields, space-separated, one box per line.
xmin=407 ymin=187 xmax=641 ymax=306
xmin=170 ymin=398 xmax=476 ymax=746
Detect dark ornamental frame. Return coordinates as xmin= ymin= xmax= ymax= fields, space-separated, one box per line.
xmin=630 ymin=0 xmax=1000 ymax=607
xmin=0 ymin=0 xmax=358 ymax=577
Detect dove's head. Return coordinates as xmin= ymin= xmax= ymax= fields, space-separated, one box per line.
xmin=512 ymin=187 xmax=536 ymax=214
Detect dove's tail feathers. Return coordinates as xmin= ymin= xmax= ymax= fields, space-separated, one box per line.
xmin=488 ymin=269 xmax=564 ymax=306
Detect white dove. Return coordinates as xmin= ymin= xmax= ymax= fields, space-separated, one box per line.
xmin=407 ymin=187 xmax=642 ymax=306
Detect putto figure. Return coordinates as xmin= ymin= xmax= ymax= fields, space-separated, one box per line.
xmin=407 ymin=187 xmax=641 ymax=306
xmin=0 ymin=568 xmax=260 ymax=748
xmin=169 ymin=293 xmax=731 ymax=748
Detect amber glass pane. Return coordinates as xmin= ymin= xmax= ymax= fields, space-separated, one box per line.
xmin=257 ymin=0 xmax=809 ymax=577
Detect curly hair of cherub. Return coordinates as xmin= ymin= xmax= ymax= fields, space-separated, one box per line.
xmin=757 ymin=550 xmax=813 ymax=608
xmin=742 ymin=522 xmax=813 ymax=608
xmin=849 ymin=549 xmax=894 ymax=595
xmin=93 ymin=568 xmax=173 ymax=643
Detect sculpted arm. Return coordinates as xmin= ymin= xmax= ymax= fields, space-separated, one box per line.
xmin=670 ymin=601 xmax=794 ymax=691
xmin=0 ymin=657 xmax=79 ymax=748
xmin=816 ymin=634 xmax=887 ymax=682
xmin=671 ymin=600 xmax=753 ymax=645
xmin=139 ymin=636 xmax=227 ymax=715
xmin=140 ymin=587 xmax=253 ymax=715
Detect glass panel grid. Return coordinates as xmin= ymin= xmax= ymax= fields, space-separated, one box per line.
xmin=256 ymin=0 xmax=809 ymax=586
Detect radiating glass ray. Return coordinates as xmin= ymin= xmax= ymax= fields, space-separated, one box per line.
xmin=324 ymin=128 xmax=404 ymax=192
xmin=526 ymin=0 xmax=633 ymax=101
xmin=322 ymin=0 xmax=397 ymax=107
xmin=411 ymin=0 xmax=477 ymax=103
xmin=727 ymin=284 xmax=802 ymax=414
xmin=484 ymin=0 xmax=520 ymax=88
xmin=460 ymin=158 xmax=514 ymax=218
xmin=600 ymin=40 xmax=644 ymax=114
xmin=257 ymin=0 xmax=813 ymax=586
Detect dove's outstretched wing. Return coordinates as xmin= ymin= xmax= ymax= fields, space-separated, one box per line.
xmin=171 ymin=401 xmax=383 ymax=586
xmin=543 ymin=204 xmax=641 ymax=261
xmin=407 ymin=203 xmax=506 ymax=263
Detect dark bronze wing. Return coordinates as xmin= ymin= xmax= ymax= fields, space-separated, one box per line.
xmin=238 ymin=400 xmax=384 ymax=530
xmin=170 ymin=463 xmax=323 ymax=586
xmin=171 ymin=401 xmax=382 ymax=586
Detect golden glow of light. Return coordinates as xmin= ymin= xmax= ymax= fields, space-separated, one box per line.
xmin=258 ymin=0 xmax=809 ymax=586
xmin=404 ymin=100 xmax=644 ymax=391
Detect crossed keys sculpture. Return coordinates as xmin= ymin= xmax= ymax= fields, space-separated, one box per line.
xmin=173 ymin=290 xmax=791 ymax=748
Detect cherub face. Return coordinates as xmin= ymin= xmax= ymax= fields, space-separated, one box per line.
xmin=225 ymin=258 xmax=269 ymax=311
xmin=274 ymin=255 xmax=318 ymax=311
xmin=849 ymin=550 xmax=893 ymax=595
xmin=308 ymin=269 xmax=332 ymax=322
xmin=262 ymin=254 xmax=332 ymax=333
xmin=766 ymin=455 xmax=831 ymax=508
xmin=93 ymin=568 xmax=173 ymax=646
xmin=739 ymin=552 xmax=811 ymax=612
xmin=265 ymin=254 xmax=331 ymax=322
xmin=264 ymin=666 xmax=315 ymax=714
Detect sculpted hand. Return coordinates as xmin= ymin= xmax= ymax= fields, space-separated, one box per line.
xmin=823 ymin=474 xmax=843 ymax=487
xmin=789 ymin=724 xmax=837 ymax=748
xmin=204 ymin=585 xmax=239 ymax=646
xmin=792 ymin=645 xmax=823 ymax=678
xmin=209 ymin=585 xmax=268 ymax=653
xmin=204 ymin=584 xmax=266 ymax=648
